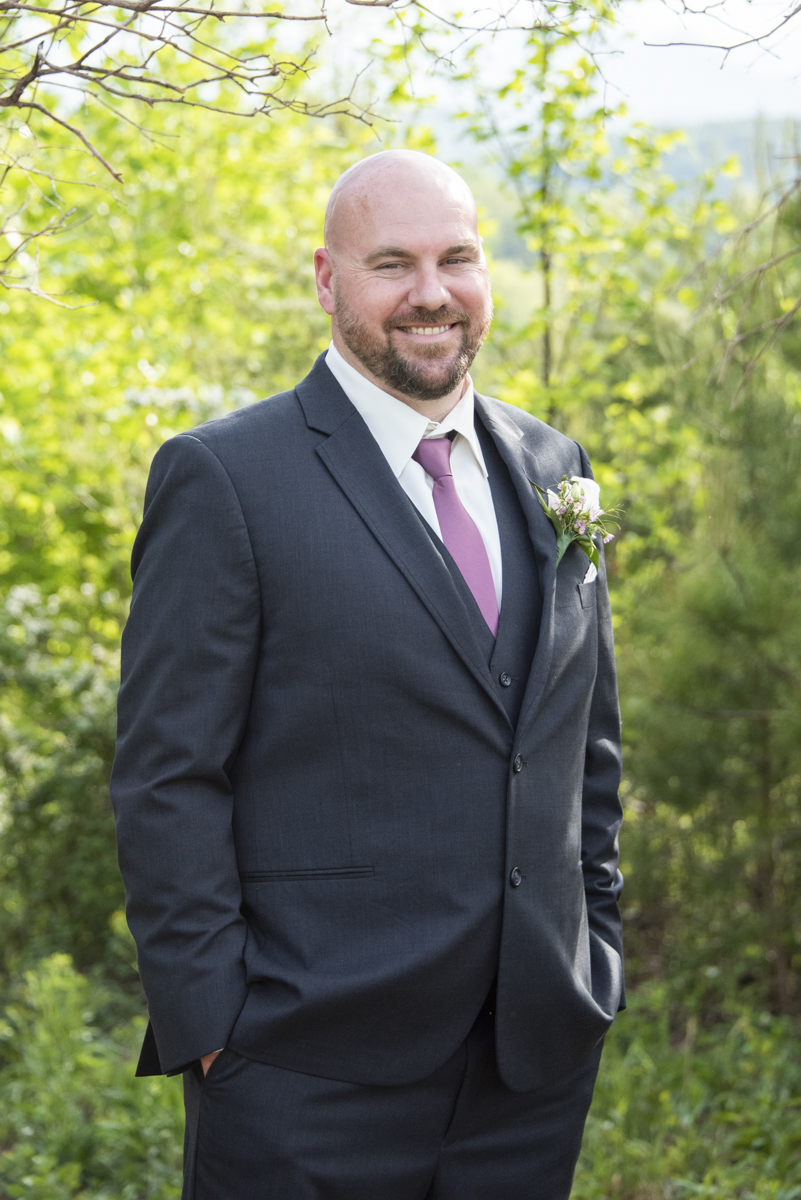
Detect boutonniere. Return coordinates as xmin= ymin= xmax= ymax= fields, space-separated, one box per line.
xmin=531 ymin=475 xmax=620 ymax=569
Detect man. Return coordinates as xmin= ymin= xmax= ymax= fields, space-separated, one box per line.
xmin=111 ymin=149 xmax=624 ymax=1200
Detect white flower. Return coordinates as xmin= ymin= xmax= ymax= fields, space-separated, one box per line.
xmin=531 ymin=471 xmax=620 ymax=569
xmin=569 ymin=476 xmax=601 ymax=516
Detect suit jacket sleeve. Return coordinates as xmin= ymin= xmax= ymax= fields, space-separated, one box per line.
xmin=111 ymin=433 xmax=260 ymax=1073
xmin=577 ymin=442 xmax=626 ymax=1010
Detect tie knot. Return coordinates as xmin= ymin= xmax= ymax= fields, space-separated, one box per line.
xmin=413 ymin=436 xmax=452 ymax=482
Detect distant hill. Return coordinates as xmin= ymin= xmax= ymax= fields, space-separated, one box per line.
xmin=424 ymin=107 xmax=800 ymax=191
xmin=657 ymin=118 xmax=800 ymax=189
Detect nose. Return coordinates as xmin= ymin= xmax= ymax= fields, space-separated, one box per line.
xmin=406 ymin=263 xmax=450 ymax=311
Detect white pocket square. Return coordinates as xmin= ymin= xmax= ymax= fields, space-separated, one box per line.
xmin=582 ymin=562 xmax=598 ymax=584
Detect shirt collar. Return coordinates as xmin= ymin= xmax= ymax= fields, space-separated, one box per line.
xmin=325 ymin=343 xmax=487 ymax=480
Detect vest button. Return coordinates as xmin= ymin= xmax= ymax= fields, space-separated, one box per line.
xmin=510 ymin=867 xmax=523 ymax=887
xmin=499 ymin=672 xmax=512 ymax=687
xmin=513 ymin=754 xmax=524 ymax=773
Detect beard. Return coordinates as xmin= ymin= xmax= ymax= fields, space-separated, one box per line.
xmin=333 ymin=294 xmax=492 ymax=402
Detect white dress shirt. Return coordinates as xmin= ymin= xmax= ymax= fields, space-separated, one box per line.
xmin=325 ymin=343 xmax=503 ymax=607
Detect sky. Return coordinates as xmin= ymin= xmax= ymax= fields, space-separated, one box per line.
xmin=582 ymin=0 xmax=801 ymax=126
xmin=320 ymin=0 xmax=801 ymax=130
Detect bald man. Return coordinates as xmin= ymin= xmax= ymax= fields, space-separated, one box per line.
xmin=112 ymin=150 xmax=624 ymax=1199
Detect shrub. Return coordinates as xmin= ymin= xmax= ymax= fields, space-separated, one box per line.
xmin=0 ymin=954 xmax=182 ymax=1200
xmin=577 ymin=984 xmax=801 ymax=1199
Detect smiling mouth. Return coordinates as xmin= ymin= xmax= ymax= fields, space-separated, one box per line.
xmin=397 ymin=323 xmax=457 ymax=337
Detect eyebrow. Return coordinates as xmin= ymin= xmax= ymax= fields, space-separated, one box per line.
xmin=363 ymin=242 xmax=480 ymax=265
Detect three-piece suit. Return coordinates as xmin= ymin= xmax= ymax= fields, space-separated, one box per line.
xmin=111 ymin=353 xmax=624 ymax=1198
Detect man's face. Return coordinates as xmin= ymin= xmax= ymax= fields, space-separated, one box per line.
xmin=316 ymin=172 xmax=493 ymax=403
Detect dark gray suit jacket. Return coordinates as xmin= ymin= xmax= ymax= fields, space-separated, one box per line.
xmin=111 ymin=354 xmax=624 ymax=1093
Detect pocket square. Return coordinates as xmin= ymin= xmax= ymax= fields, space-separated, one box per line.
xmin=582 ymin=562 xmax=598 ymax=584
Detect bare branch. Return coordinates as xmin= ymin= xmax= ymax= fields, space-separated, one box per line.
xmin=0 ymin=210 xmax=101 ymax=306
xmin=646 ymin=1 xmax=801 ymax=59
xmin=92 ymin=3 xmax=324 ymax=16
xmin=15 ymin=101 xmax=124 ymax=179
xmin=0 ymin=0 xmax=389 ymax=286
xmin=713 ymin=245 xmax=801 ymax=307
xmin=672 ymin=146 xmax=801 ymax=393
xmin=728 ymin=296 xmax=801 ymax=409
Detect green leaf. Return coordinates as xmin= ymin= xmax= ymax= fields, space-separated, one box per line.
xmin=556 ymin=531 xmax=574 ymax=564
xmin=576 ymin=535 xmax=600 ymax=570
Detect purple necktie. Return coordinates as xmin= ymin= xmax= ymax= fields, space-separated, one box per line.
xmin=413 ymin=437 xmax=499 ymax=637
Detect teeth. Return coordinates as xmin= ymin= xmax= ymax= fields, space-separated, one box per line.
xmin=406 ymin=325 xmax=451 ymax=336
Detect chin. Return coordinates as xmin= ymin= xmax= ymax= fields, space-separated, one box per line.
xmin=401 ymin=351 xmax=459 ymax=378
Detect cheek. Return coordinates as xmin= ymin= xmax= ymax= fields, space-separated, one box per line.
xmin=349 ymin=280 xmax=405 ymax=326
xmin=453 ymin=276 xmax=492 ymax=317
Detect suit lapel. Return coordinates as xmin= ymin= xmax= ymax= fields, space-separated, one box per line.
xmin=296 ymin=358 xmax=507 ymax=721
xmin=474 ymin=394 xmax=560 ymax=735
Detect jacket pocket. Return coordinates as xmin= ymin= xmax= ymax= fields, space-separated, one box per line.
xmin=239 ymin=865 xmax=374 ymax=882
xmin=577 ymin=581 xmax=597 ymax=609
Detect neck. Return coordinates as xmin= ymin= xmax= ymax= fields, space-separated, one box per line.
xmin=331 ymin=332 xmax=468 ymax=423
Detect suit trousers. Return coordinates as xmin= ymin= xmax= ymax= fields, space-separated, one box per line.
xmin=181 ymin=1006 xmax=603 ymax=1200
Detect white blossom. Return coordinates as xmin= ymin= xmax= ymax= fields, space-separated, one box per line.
xmin=568 ymin=476 xmax=601 ymax=515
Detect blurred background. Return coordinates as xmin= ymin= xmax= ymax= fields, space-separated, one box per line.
xmin=1 ymin=0 xmax=800 ymax=1194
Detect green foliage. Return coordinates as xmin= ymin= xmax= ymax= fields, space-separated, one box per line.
xmin=615 ymin=203 xmax=801 ymax=1013
xmin=465 ymin=32 xmax=725 ymax=590
xmin=467 ymin=32 xmax=707 ymax=430
xmin=0 ymin=586 xmax=123 ymax=976
xmin=577 ymin=985 xmax=801 ymax=1199
xmin=0 ymin=105 xmax=360 ymax=598
xmin=0 ymin=954 xmax=183 ymax=1199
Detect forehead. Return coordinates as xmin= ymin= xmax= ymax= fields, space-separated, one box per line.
xmin=339 ymin=178 xmax=478 ymax=258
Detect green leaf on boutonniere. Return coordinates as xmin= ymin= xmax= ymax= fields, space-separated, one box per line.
xmin=555 ymin=531 xmax=574 ymax=564
xmin=575 ymin=535 xmax=600 ymax=570
xmin=530 ymin=475 xmax=620 ymax=570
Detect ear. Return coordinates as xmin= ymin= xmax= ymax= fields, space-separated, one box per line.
xmin=314 ymin=247 xmax=336 ymax=316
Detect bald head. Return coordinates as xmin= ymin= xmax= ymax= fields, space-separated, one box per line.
xmin=324 ymin=150 xmax=478 ymax=256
